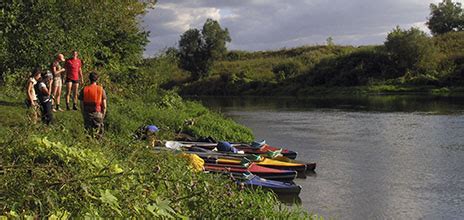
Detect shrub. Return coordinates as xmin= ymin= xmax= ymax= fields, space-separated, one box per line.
xmin=384 ymin=27 xmax=439 ymax=74
xmin=272 ymin=61 xmax=303 ymax=81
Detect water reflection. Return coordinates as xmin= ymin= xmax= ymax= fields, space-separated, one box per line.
xmin=189 ymin=95 xmax=464 ymax=114
xmin=189 ymin=95 xmax=464 ymax=219
xmin=276 ymin=194 xmax=302 ymax=205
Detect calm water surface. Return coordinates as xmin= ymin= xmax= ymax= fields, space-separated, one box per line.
xmin=191 ymin=96 xmax=464 ymax=219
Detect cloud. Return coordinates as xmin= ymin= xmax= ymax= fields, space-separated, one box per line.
xmin=142 ymin=0 xmax=461 ymax=55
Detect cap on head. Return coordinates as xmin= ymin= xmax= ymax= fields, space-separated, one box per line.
xmin=57 ymin=53 xmax=65 ymax=61
xmin=146 ymin=125 xmax=159 ymax=133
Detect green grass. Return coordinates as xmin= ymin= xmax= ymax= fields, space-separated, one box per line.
xmin=212 ymin=57 xmax=281 ymax=81
xmin=174 ymin=33 xmax=464 ymax=97
xmin=0 ymin=87 xmax=309 ymax=219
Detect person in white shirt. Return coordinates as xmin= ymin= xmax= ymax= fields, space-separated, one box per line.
xmin=26 ymin=67 xmax=42 ymax=123
xmin=34 ymin=71 xmax=54 ymax=125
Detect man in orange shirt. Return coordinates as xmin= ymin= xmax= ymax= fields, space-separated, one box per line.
xmin=65 ymin=51 xmax=83 ymax=110
xmin=78 ymin=72 xmax=107 ymax=138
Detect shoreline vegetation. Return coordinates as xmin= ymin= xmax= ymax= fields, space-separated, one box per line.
xmin=162 ymin=5 xmax=464 ymax=97
xmin=168 ymin=34 xmax=464 ymax=96
xmin=0 ymin=86 xmax=310 ymax=218
xmin=2 ymin=0 xmax=463 ymax=218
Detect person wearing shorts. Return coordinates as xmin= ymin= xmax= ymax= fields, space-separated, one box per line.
xmin=51 ymin=53 xmax=65 ymax=111
xmin=26 ymin=67 xmax=42 ymax=123
xmin=65 ymin=51 xmax=83 ymax=110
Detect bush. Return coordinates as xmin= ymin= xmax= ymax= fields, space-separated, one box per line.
xmin=272 ymin=61 xmax=303 ymax=81
xmin=301 ymin=47 xmax=397 ymax=87
xmin=384 ymin=27 xmax=439 ymax=74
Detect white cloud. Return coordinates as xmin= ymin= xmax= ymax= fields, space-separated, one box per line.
xmin=160 ymin=3 xmax=220 ymax=31
xmin=142 ymin=0 xmax=464 ymax=56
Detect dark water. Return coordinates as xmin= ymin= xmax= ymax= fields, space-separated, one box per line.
xmin=190 ymin=96 xmax=464 ymax=219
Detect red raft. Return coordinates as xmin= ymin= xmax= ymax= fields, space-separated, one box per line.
xmin=204 ymin=162 xmax=297 ymax=182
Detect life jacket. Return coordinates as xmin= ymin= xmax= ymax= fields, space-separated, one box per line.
xmin=83 ymin=84 xmax=103 ymax=112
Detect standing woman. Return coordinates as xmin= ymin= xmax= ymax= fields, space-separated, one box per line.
xmin=35 ymin=72 xmax=54 ymax=125
xmin=65 ymin=50 xmax=83 ymax=110
xmin=26 ymin=67 xmax=42 ymax=123
xmin=51 ymin=53 xmax=65 ymax=111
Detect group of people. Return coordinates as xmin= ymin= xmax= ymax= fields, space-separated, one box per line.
xmin=26 ymin=51 xmax=107 ymax=138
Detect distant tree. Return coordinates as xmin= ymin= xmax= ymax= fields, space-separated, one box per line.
xmin=178 ymin=19 xmax=230 ymax=81
xmin=178 ymin=29 xmax=209 ymax=80
xmin=326 ymin=37 xmax=334 ymax=47
xmin=202 ymin=18 xmax=231 ymax=60
xmin=427 ymin=0 xmax=464 ymax=35
xmin=384 ymin=27 xmax=439 ymax=74
xmin=164 ymin=47 xmax=179 ymax=58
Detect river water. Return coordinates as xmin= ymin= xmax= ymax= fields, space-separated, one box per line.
xmin=191 ymin=95 xmax=464 ymax=219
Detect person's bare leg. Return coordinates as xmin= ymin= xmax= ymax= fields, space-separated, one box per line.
xmin=52 ymin=83 xmax=58 ymax=111
xmin=56 ymin=85 xmax=62 ymax=111
xmin=51 ymin=84 xmax=58 ymax=112
xmin=72 ymin=82 xmax=79 ymax=110
xmin=66 ymin=81 xmax=72 ymax=110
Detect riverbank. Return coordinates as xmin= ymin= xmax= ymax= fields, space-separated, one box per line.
xmin=0 ymin=87 xmax=309 ymax=218
xmin=170 ymin=32 xmax=463 ymax=97
xmin=179 ymin=77 xmax=464 ymax=97
xmin=295 ymin=85 xmax=464 ymax=96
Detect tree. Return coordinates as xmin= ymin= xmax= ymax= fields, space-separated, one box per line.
xmin=178 ymin=19 xmax=230 ymax=81
xmin=202 ymin=18 xmax=231 ymax=60
xmin=326 ymin=36 xmax=334 ymax=47
xmin=427 ymin=0 xmax=464 ymax=35
xmin=384 ymin=27 xmax=439 ymax=74
xmin=178 ymin=29 xmax=210 ymax=80
xmin=1 ymin=0 xmax=153 ymax=81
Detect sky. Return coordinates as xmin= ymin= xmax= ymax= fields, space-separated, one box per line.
xmin=141 ymin=0 xmax=463 ymax=56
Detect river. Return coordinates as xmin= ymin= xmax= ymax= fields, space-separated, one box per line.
xmin=190 ymin=95 xmax=464 ymax=219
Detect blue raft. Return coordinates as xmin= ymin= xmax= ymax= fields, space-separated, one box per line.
xmin=234 ymin=173 xmax=302 ymax=195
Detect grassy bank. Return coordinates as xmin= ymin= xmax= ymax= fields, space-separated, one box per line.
xmin=171 ymin=32 xmax=464 ymax=97
xmin=178 ymin=76 xmax=464 ymax=97
xmin=0 ymin=86 xmax=309 ymax=218
xmin=294 ymin=85 xmax=464 ymax=96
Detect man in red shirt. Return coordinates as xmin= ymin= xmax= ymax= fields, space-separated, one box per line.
xmin=65 ymin=50 xmax=83 ymax=110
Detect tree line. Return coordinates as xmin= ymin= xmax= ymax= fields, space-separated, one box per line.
xmin=1 ymin=0 xmax=155 ymax=85
xmin=170 ymin=0 xmax=464 ymax=95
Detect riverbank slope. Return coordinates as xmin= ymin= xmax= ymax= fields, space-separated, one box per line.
xmin=171 ymin=32 xmax=464 ymax=96
xmin=0 ymin=86 xmax=310 ymax=218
